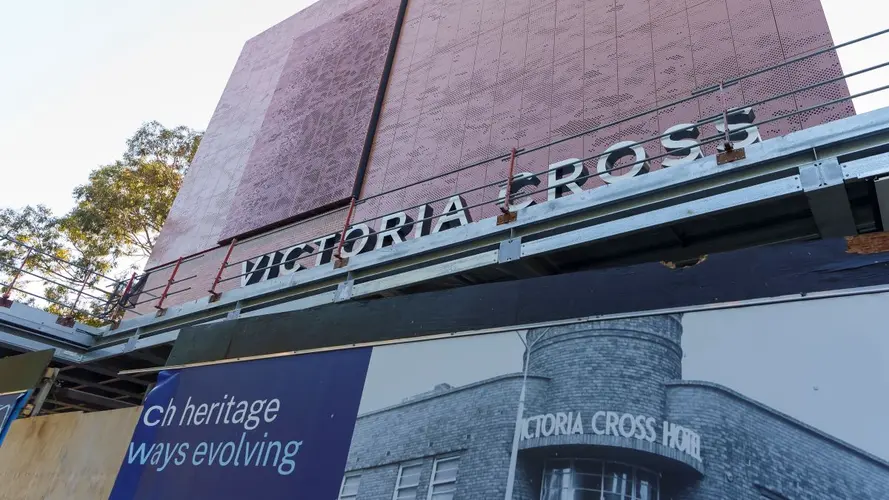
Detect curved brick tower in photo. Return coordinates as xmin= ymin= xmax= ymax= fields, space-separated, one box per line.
xmin=346 ymin=316 xmax=889 ymax=499
xmin=525 ymin=315 xmax=683 ymax=420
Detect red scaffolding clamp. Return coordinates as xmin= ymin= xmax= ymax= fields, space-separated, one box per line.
xmin=208 ymin=238 xmax=237 ymax=302
xmin=154 ymin=256 xmax=182 ymax=316
xmin=497 ymin=147 xmax=519 ymax=225
xmin=333 ymin=197 xmax=357 ymax=269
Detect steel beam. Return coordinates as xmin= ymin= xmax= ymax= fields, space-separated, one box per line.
xmin=53 ymin=387 xmax=136 ymax=410
xmin=57 ymin=373 xmax=141 ymax=399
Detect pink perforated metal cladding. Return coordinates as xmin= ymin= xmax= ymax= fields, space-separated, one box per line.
xmin=147 ymin=0 xmax=372 ymax=267
xmin=358 ymin=0 xmax=852 ymax=225
xmin=217 ymin=0 xmax=404 ymax=242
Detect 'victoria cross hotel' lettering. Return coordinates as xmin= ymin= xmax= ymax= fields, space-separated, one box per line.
xmin=242 ymin=109 xmax=761 ymax=286
xmin=521 ymin=410 xmax=703 ymax=463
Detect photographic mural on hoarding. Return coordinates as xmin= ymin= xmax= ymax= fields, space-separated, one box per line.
xmin=114 ymin=293 xmax=889 ymax=499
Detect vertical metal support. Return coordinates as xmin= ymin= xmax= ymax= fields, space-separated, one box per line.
xmin=124 ymin=327 xmax=144 ymax=353
xmin=334 ymin=197 xmax=357 ymax=268
xmin=501 ymin=148 xmax=518 ymax=213
xmin=800 ymin=159 xmax=857 ymax=237
xmin=505 ymin=328 xmax=550 ymax=500
xmin=719 ymin=82 xmax=732 ymax=149
xmin=208 ymin=238 xmax=237 ymax=302
xmin=155 ymin=257 xmax=183 ymax=315
xmin=335 ymin=272 xmax=355 ymax=302
xmin=226 ymin=301 xmax=243 ymax=321
xmin=498 ymin=149 xmax=519 ymax=225
xmin=874 ymin=176 xmax=889 ymax=231
xmin=716 ymin=82 xmax=746 ymax=165
xmin=120 ymin=272 xmax=136 ymax=306
xmin=29 ymin=367 xmax=59 ymax=417
xmin=1 ymin=248 xmax=32 ymax=306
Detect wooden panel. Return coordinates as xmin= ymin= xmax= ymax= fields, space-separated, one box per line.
xmin=0 ymin=408 xmax=140 ymax=500
xmin=0 ymin=350 xmax=52 ymax=394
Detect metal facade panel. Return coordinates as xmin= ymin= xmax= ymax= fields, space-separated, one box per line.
xmin=148 ymin=0 xmax=378 ymax=266
xmin=218 ymin=0 xmax=404 ymax=241
xmin=350 ymin=0 xmax=852 ymax=237
xmin=146 ymin=0 xmax=853 ymax=292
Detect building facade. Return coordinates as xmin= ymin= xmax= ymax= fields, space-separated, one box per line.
xmin=342 ymin=316 xmax=889 ymax=499
xmin=132 ymin=0 xmax=852 ymax=317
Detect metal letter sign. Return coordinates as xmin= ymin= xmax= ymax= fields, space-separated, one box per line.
xmin=0 ymin=391 xmax=30 ymax=448
xmin=110 ymin=348 xmax=371 ymax=499
xmin=240 ymin=110 xmax=763 ymax=286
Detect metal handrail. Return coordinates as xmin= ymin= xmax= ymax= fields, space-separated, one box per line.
xmin=189 ymin=29 xmax=889 ymax=290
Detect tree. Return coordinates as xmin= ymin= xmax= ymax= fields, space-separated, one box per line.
xmin=64 ymin=121 xmax=201 ymax=261
xmin=0 ymin=122 xmax=202 ymax=325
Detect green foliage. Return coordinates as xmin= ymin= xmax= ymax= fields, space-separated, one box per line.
xmin=0 ymin=121 xmax=202 ymax=326
xmin=66 ymin=121 xmax=201 ymax=259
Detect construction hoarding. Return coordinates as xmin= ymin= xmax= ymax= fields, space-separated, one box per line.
xmin=112 ymin=283 xmax=889 ymax=498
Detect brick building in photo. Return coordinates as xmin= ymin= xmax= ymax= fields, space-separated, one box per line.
xmin=340 ymin=316 xmax=889 ymax=499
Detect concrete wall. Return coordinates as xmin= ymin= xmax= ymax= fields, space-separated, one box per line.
xmin=0 ymin=408 xmax=140 ymax=500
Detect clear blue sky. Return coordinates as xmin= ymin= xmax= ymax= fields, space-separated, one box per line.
xmin=0 ymin=0 xmax=887 ymax=214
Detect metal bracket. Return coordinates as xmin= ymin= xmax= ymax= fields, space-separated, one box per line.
xmin=333 ymin=257 xmax=349 ymax=269
xmin=226 ymin=302 xmax=242 ymax=321
xmin=716 ymin=147 xmax=746 ymax=165
xmin=498 ymin=238 xmax=522 ymax=264
xmin=56 ymin=316 xmax=75 ymax=328
xmin=335 ymin=279 xmax=354 ymax=302
xmin=800 ymin=158 xmax=857 ymax=238
xmin=497 ymin=211 xmax=518 ymax=225
xmin=0 ymin=297 xmax=12 ymax=308
xmin=123 ymin=327 xmax=145 ymax=353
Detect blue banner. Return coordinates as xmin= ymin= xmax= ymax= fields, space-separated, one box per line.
xmin=0 ymin=390 xmax=30 ymax=448
xmin=110 ymin=347 xmax=372 ymax=499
